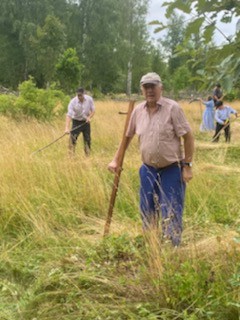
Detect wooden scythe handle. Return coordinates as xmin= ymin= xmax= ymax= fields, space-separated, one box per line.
xmin=212 ymin=121 xmax=230 ymax=142
xmin=103 ymin=100 xmax=135 ymax=236
xmin=211 ymin=117 xmax=238 ymax=142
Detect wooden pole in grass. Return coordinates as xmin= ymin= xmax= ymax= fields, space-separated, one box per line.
xmin=103 ymin=100 xmax=135 ymax=236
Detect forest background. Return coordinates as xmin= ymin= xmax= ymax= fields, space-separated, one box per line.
xmin=0 ymin=0 xmax=240 ymax=99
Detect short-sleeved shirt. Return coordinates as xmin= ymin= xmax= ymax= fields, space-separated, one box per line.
xmin=215 ymin=106 xmax=237 ymax=124
xmin=67 ymin=94 xmax=95 ymax=121
xmin=126 ymin=97 xmax=191 ymax=168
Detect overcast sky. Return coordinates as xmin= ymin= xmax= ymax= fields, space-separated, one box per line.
xmin=147 ymin=0 xmax=239 ymax=45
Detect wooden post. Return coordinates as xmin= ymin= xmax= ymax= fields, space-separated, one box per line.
xmin=103 ymin=100 xmax=135 ymax=236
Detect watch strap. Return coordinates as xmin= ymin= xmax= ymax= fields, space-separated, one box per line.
xmin=182 ymin=162 xmax=193 ymax=167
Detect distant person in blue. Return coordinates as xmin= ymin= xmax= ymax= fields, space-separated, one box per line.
xmin=212 ymin=101 xmax=238 ymax=143
xmin=199 ymin=96 xmax=215 ymax=132
xmin=213 ymin=83 xmax=223 ymax=107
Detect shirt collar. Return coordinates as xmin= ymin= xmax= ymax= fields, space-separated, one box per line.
xmin=144 ymin=98 xmax=162 ymax=109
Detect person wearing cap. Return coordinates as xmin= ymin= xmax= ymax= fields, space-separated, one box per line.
xmin=213 ymin=83 xmax=223 ymax=106
xmin=108 ymin=72 xmax=194 ymax=247
xmin=65 ymin=87 xmax=95 ymax=155
xmin=212 ymin=100 xmax=238 ymax=142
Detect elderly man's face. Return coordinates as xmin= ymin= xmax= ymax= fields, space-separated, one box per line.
xmin=142 ymin=83 xmax=162 ymax=104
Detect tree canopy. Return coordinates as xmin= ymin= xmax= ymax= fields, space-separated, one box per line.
xmin=0 ymin=0 xmax=160 ymax=94
xmin=158 ymin=0 xmax=240 ymax=94
xmin=0 ymin=0 xmax=239 ymax=97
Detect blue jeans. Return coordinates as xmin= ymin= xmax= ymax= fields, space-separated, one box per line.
xmin=139 ymin=163 xmax=186 ymax=246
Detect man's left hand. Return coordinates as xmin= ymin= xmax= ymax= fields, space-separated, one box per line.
xmin=182 ymin=166 xmax=193 ymax=183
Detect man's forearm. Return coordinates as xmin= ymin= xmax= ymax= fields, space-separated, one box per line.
xmin=183 ymin=131 xmax=194 ymax=162
xmin=65 ymin=116 xmax=72 ymax=131
xmin=89 ymin=111 xmax=95 ymax=119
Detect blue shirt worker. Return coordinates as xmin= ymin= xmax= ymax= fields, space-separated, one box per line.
xmin=212 ymin=100 xmax=238 ymax=142
xmin=65 ymin=88 xmax=95 ymax=155
xmin=108 ymin=72 xmax=194 ymax=247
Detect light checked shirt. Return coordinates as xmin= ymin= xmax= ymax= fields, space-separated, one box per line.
xmin=67 ymin=94 xmax=95 ymax=121
xmin=215 ymin=106 xmax=237 ymax=125
xmin=126 ymin=96 xmax=191 ymax=168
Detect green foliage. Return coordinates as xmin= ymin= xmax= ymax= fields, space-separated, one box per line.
xmin=36 ymin=15 xmax=66 ymax=85
xmin=1 ymin=0 xmax=240 ymax=96
xmin=0 ymin=94 xmax=17 ymax=116
xmin=0 ymin=78 xmax=68 ymax=120
xmin=224 ymin=91 xmax=236 ymax=101
xmin=185 ymin=17 xmax=205 ymax=39
xmin=160 ymin=12 xmax=188 ymax=75
xmin=56 ymin=48 xmax=83 ymax=94
xmin=0 ymin=33 xmax=25 ymax=88
xmin=94 ymin=234 xmax=139 ymax=262
xmin=172 ymin=65 xmax=191 ymax=93
xmin=162 ymin=261 xmax=204 ymax=311
xmin=150 ymin=46 xmax=170 ymax=91
xmin=164 ymin=0 xmax=192 ymax=17
xmin=92 ymin=88 xmax=106 ymax=99
xmin=162 ymin=0 xmax=240 ymax=95
xmin=203 ymin=24 xmax=215 ymax=44
xmin=0 ymin=0 xmax=153 ymax=94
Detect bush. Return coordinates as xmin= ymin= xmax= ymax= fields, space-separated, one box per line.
xmin=0 ymin=78 xmax=69 ymax=120
xmin=0 ymin=94 xmax=18 ymax=117
xmin=92 ymin=88 xmax=105 ymax=100
xmin=224 ymin=91 xmax=236 ymax=101
xmin=12 ymin=78 xmax=69 ymax=120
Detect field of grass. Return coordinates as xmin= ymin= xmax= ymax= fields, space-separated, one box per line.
xmin=0 ymin=99 xmax=239 ymax=320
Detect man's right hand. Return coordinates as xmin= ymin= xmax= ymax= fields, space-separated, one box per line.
xmin=65 ymin=129 xmax=70 ymax=134
xmin=108 ymin=160 xmax=118 ymax=173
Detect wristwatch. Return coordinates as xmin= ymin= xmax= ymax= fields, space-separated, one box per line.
xmin=182 ymin=162 xmax=193 ymax=167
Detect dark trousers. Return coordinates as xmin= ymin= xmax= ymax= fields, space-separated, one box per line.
xmin=212 ymin=122 xmax=231 ymax=142
xmin=70 ymin=119 xmax=91 ymax=154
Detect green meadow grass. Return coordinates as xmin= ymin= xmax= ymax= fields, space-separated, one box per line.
xmin=0 ymin=100 xmax=239 ymax=320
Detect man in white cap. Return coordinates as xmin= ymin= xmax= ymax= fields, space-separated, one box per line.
xmin=108 ymin=72 xmax=194 ymax=246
